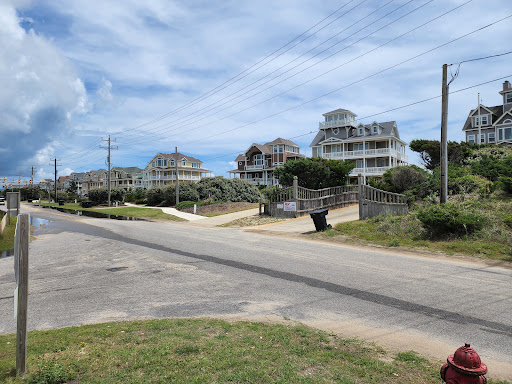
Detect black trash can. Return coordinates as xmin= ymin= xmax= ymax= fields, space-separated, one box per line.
xmin=58 ymin=200 xmax=65 ymax=206
xmin=81 ymin=201 xmax=94 ymax=208
xmin=309 ymin=209 xmax=330 ymax=232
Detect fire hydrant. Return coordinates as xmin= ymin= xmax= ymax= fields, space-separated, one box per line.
xmin=441 ymin=343 xmax=487 ymax=383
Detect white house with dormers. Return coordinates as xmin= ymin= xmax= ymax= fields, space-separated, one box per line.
xmin=462 ymin=81 xmax=512 ymax=145
xmin=141 ymin=152 xmax=210 ymax=188
xmin=309 ymin=108 xmax=408 ymax=181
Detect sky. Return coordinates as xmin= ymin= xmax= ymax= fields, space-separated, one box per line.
xmin=0 ymin=0 xmax=511 ymax=184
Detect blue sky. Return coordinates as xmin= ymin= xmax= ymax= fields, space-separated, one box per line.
xmin=1 ymin=0 xmax=511 ymax=183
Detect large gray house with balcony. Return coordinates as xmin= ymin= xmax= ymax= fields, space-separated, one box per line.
xmin=309 ymin=108 xmax=408 ymax=181
xmin=462 ymin=81 xmax=512 ymax=145
xmin=229 ymin=138 xmax=305 ymax=186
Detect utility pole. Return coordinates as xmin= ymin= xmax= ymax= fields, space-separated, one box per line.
xmin=440 ymin=64 xmax=449 ymax=204
xmin=30 ymin=167 xmax=34 ymax=186
xmin=100 ymin=136 xmax=118 ymax=206
xmin=477 ymin=93 xmax=481 ymax=145
xmin=175 ymin=146 xmax=179 ymax=205
xmin=49 ymin=159 xmax=61 ymax=202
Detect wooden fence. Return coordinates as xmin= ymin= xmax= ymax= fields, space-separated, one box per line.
xmin=358 ymin=182 xmax=408 ymax=219
xmin=0 ymin=211 xmax=6 ymax=233
xmin=266 ymin=177 xmax=358 ymax=218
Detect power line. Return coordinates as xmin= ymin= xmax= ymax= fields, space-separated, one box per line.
xmin=118 ymin=0 xmax=439 ymax=147
xmin=449 ymin=50 xmax=512 ymax=66
xmin=180 ymin=6 xmax=504 ymax=147
xmin=114 ymin=0 xmax=364 ymax=136
xmin=117 ymin=0 xmax=405 ymax=144
xmin=203 ymin=74 xmax=511 ymax=162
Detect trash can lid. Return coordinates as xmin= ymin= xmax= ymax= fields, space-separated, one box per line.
xmin=310 ymin=209 xmax=328 ymax=215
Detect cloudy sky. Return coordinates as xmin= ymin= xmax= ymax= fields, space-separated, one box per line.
xmin=1 ymin=0 xmax=510 ymax=183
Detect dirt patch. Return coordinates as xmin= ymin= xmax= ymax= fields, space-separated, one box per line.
xmin=221 ymin=215 xmax=286 ymax=227
xmin=180 ymin=202 xmax=257 ymax=216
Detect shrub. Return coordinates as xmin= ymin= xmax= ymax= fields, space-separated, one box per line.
xmin=175 ymin=201 xmax=204 ymax=210
xmin=88 ymin=188 xmax=125 ymax=204
xmin=196 ymin=177 xmax=261 ymax=203
xmin=146 ymin=187 xmax=165 ymax=206
xmin=499 ymin=176 xmax=512 ymax=194
xmin=124 ymin=189 xmax=146 ymax=203
xmin=416 ymin=203 xmax=485 ymax=237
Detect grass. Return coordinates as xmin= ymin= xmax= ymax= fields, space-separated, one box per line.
xmin=0 ymin=217 xmax=16 ymax=252
xmin=0 ymin=317 xmax=494 ymax=384
xmin=315 ymin=210 xmax=512 ymax=262
xmin=33 ymin=202 xmax=186 ymax=221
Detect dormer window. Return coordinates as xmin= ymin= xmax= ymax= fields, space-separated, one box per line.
xmin=182 ymin=160 xmax=186 ymax=166
xmin=372 ymin=126 xmax=378 ymax=134
xmin=506 ymin=93 xmax=512 ymax=103
xmin=358 ymin=128 xmax=364 ymax=136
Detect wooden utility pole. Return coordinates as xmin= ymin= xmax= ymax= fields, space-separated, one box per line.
xmin=100 ymin=136 xmax=118 ymax=206
xmin=175 ymin=146 xmax=179 ymax=205
xmin=440 ymin=64 xmax=449 ymax=204
xmin=15 ymin=213 xmax=29 ymax=377
xmin=49 ymin=159 xmax=61 ymax=202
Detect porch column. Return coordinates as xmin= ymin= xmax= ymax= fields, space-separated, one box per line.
xmin=388 ymin=138 xmax=392 ymax=170
xmin=363 ymin=140 xmax=366 ymax=178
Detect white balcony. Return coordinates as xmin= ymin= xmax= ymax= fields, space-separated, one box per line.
xmin=147 ymin=175 xmax=201 ymax=182
xmin=246 ymin=164 xmax=265 ymax=170
xmin=350 ymin=167 xmax=390 ymax=176
xmin=319 ymin=119 xmax=357 ymax=129
xmin=322 ymin=148 xmax=408 ymax=162
xmin=242 ymin=178 xmax=279 ymax=186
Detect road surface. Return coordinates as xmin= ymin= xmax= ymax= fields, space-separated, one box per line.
xmin=1 ymin=204 xmax=511 ymax=380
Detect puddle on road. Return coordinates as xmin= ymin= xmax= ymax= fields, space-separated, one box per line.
xmin=0 ymin=216 xmax=51 ymax=259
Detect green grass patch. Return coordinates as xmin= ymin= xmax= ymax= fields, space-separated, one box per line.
xmin=0 ymin=318 xmax=467 ymax=384
xmin=320 ymin=211 xmax=512 ymax=262
xmin=34 ymin=202 xmax=186 ymax=221
xmin=0 ymin=217 xmax=16 ymax=252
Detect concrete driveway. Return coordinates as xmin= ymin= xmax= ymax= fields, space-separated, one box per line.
xmin=250 ymin=204 xmax=359 ymax=234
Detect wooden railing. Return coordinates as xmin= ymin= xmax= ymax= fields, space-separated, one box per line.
xmin=296 ymin=185 xmax=358 ymax=214
xmin=358 ymin=183 xmax=407 ymax=219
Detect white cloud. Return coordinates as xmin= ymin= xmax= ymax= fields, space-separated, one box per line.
xmin=0 ymin=1 xmax=88 ymax=177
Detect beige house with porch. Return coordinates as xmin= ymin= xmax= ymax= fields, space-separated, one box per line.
xmin=142 ymin=152 xmax=210 ymax=188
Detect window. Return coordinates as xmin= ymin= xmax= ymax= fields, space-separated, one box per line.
xmin=373 ymin=126 xmax=378 ymax=134
xmin=192 ymin=163 xmax=201 ymax=168
xmin=480 ymin=134 xmax=485 ymax=144
xmin=254 ymin=154 xmax=263 ymax=166
xmin=507 ymin=93 xmax=512 ymax=103
xmin=504 ymin=119 xmax=512 ymax=124
xmin=499 ymin=129 xmax=503 ymax=141
xmin=238 ymin=162 xmax=242 ymax=166
xmin=506 ymin=128 xmax=512 ymax=140
xmin=489 ymin=133 xmax=495 ymax=143
xmin=182 ymin=160 xmax=186 ymax=166
xmin=356 ymin=160 xmax=364 ymax=168
xmin=358 ymin=128 xmax=363 ymax=136
xmin=481 ymin=116 xmax=488 ymax=125
xmin=169 ymin=160 xmax=175 ymax=167
xmin=468 ymin=135 xmax=475 ymax=143
xmin=333 ymin=128 xmax=339 ymax=135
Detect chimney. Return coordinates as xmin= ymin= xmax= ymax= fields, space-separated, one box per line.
xmin=504 ymin=81 xmax=511 ymax=91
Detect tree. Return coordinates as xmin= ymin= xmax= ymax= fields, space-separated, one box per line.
xmin=409 ymin=139 xmax=475 ymax=170
xmin=274 ymin=158 xmax=354 ymax=189
xmin=66 ymin=180 xmax=78 ymax=194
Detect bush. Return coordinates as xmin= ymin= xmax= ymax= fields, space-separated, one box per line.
xmin=88 ymin=188 xmax=125 ymax=205
xmin=175 ymin=201 xmax=204 ymax=210
xmin=196 ymin=177 xmax=261 ymax=203
xmin=499 ymin=176 xmax=512 ymax=194
xmin=416 ymin=203 xmax=485 ymax=237
xmin=124 ymin=189 xmax=146 ymax=203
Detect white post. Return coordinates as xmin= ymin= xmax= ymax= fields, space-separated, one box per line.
xmin=193 ymin=204 xmax=197 ymax=214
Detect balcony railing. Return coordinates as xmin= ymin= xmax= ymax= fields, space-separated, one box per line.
xmin=242 ymin=178 xmax=279 ymax=185
xmin=350 ymin=167 xmax=390 ymax=175
xmin=147 ymin=175 xmax=201 ymax=181
xmin=322 ymin=148 xmax=408 ymax=162
xmin=319 ymin=119 xmax=357 ymax=129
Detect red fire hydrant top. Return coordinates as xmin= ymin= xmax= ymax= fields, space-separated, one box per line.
xmin=447 ymin=343 xmax=488 ymax=376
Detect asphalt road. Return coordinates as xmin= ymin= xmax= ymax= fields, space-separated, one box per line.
xmin=1 ymin=204 xmax=511 ymax=380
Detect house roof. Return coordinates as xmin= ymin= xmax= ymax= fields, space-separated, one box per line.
xmin=245 ymin=143 xmax=272 ymax=155
xmin=462 ymin=105 xmax=503 ymax=131
xmin=264 ymin=137 xmax=299 ymax=147
xmin=310 ymin=121 xmax=400 ymax=147
xmin=153 ymin=152 xmax=202 ymax=163
xmin=111 ymin=166 xmax=142 ymax=173
xmin=322 ymin=108 xmax=357 ymax=117
xmin=234 ymin=154 xmax=245 ymax=162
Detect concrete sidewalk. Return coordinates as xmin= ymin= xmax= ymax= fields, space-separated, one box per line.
xmin=124 ymin=202 xmax=207 ymax=221
xmin=247 ymin=205 xmax=359 ymax=234
xmin=186 ymin=208 xmax=261 ymax=227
